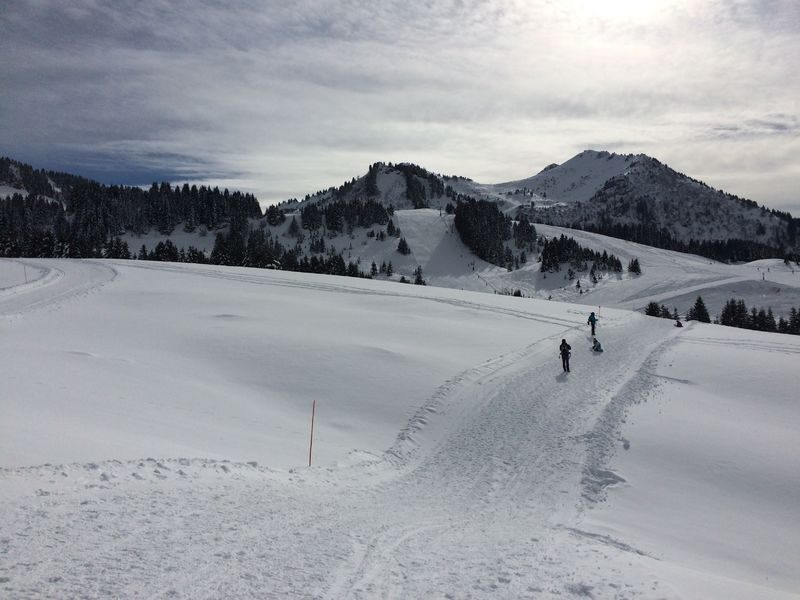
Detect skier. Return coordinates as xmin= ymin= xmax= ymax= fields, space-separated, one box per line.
xmin=587 ymin=311 xmax=598 ymax=336
xmin=559 ymin=339 xmax=572 ymax=372
xmin=592 ymin=337 xmax=603 ymax=352
xmin=675 ymin=319 xmax=683 ymax=328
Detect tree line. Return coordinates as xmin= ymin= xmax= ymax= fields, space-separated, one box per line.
xmin=0 ymin=156 xmax=261 ymax=259
xmin=453 ymin=198 xmax=512 ymax=266
xmin=577 ymin=221 xmax=798 ymax=264
xmin=539 ymin=234 xmax=624 ymax=274
xmin=646 ymin=295 xmax=800 ymax=335
xmin=719 ymin=298 xmax=800 ymax=334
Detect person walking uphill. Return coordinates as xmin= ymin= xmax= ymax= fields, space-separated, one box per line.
xmin=587 ymin=311 xmax=598 ymax=336
xmin=559 ymin=339 xmax=572 ymax=373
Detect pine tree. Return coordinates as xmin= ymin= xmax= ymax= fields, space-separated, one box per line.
xmin=397 ymin=237 xmax=411 ymax=255
xmin=414 ymin=266 xmax=426 ymax=285
xmin=287 ymin=216 xmax=300 ymax=237
xmin=627 ymin=257 xmax=641 ymax=274
xmin=790 ymin=307 xmax=800 ymax=334
xmin=720 ymin=298 xmax=736 ymax=326
xmin=690 ymin=296 xmax=710 ymax=322
xmin=765 ymin=308 xmax=777 ymax=332
xmin=778 ymin=316 xmax=790 ymax=334
xmin=645 ymin=301 xmax=661 ymax=317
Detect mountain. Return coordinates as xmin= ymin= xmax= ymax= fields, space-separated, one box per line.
xmin=2 ymin=152 xmax=798 ymax=272
xmin=449 ymin=150 xmax=798 ymax=254
xmin=279 ymin=152 xmax=799 ymax=259
xmin=493 ymin=149 xmax=637 ymax=203
xmin=279 ymin=161 xmax=451 ymax=213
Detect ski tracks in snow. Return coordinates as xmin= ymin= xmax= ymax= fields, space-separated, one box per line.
xmin=321 ymin=317 xmax=677 ymax=598
xmin=0 ymin=258 xmax=117 ymax=319
xmin=0 ymin=261 xmax=681 ymax=598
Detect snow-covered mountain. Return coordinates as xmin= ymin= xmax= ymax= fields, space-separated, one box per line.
xmin=448 ymin=150 xmax=798 ymax=250
xmin=272 ymin=151 xmax=799 ymax=256
xmin=4 ymin=151 xmax=798 ymax=256
xmin=536 ymin=153 xmax=794 ymax=245
xmin=3 ymin=153 xmax=799 ymax=301
xmin=460 ymin=149 xmax=638 ymax=207
xmin=278 ymin=161 xmax=451 ymax=213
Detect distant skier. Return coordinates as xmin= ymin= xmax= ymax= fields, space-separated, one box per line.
xmin=675 ymin=319 xmax=683 ymax=328
xmin=559 ymin=339 xmax=572 ymax=372
xmin=592 ymin=337 xmax=603 ymax=352
xmin=587 ymin=311 xmax=598 ymax=336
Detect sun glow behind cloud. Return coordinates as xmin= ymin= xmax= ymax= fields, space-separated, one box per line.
xmin=569 ymin=0 xmax=673 ymax=21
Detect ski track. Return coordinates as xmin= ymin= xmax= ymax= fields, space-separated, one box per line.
xmin=1 ymin=260 xmax=679 ymax=598
xmin=0 ymin=258 xmax=117 ymax=318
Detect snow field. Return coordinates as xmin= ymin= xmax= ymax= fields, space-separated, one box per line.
xmin=586 ymin=325 xmax=800 ymax=599
xmin=1 ymin=258 xmax=798 ymax=598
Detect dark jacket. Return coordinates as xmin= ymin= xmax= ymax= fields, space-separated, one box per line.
xmin=559 ymin=341 xmax=571 ymax=357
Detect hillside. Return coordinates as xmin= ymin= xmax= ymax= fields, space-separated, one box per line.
xmin=1 ymin=258 xmax=798 ymax=598
xmin=3 ymin=153 xmax=799 ymax=303
xmin=448 ymin=150 xmax=798 ymax=254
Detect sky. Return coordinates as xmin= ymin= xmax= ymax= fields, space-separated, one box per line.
xmin=1 ymin=0 xmax=798 ymax=214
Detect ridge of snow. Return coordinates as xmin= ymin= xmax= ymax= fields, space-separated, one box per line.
xmin=490 ymin=149 xmax=639 ymax=203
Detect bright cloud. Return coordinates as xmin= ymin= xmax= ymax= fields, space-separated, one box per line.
xmin=1 ymin=0 xmax=798 ymax=213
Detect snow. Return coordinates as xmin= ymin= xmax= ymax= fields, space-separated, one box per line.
xmin=491 ymin=149 xmax=636 ymax=203
xmin=585 ymin=324 xmax=800 ymax=599
xmin=1 ymin=258 xmax=798 ymax=598
xmin=478 ymin=222 xmax=800 ymax=320
xmin=0 ymin=184 xmax=26 ymax=199
xmin=254 ymin=206 xmax=800 ymax=322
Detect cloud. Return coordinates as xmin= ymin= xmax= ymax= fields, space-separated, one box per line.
xmin=1 ymin=0 xmax=799 ymax=214
xmin=707 ymin=114 xmax=800 ymax=139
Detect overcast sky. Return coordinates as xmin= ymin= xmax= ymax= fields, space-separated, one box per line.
xmin=1 ymin=0 xmax=798 ymax=213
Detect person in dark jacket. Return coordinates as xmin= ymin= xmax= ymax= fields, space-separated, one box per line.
xmin=559 ymin=339 xmax=572 ymax=372
xmin=587 ymin=311 xmax=597 ymax=336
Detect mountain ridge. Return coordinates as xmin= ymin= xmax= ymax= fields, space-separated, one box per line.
xmin=2 ymin=151 xmax=798 ymax=268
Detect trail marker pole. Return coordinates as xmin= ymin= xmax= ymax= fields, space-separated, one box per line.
xmin=308 ymin=400 xmax=316 ymax=467
xmin=23 ymin=264 xmax=28 ymax=284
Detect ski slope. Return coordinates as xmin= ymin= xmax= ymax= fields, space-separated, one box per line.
xmin=385 ymin=212 xmax=800 ymax=321
xmin=1 ymin=258 xmax=798 ymax=598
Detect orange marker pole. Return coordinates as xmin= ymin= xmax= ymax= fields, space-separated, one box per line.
xmin=308 ymin=400 xmax=316 ymax=467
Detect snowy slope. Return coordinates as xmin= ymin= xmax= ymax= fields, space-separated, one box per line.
xmin=1 ymin=258 xmax=799 ymax=598
xmin=478 ymin=222 xmax=800 ymax=320
xmin=492 ymin=149 xmax=637 ymax=203
xmin=107 ymin=201 xmax=800 ymax=330
xmin=345 ymin=211 xmax=800 ymax=322
xmin=443 ymin=150 xmax=795 ymax=247
xmin=0 ymin=184 xmax=26 ymax=199
xmin=585 ymin=325 xmax=800 ymax=599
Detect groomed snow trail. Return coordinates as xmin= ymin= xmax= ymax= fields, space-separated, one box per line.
xmin=0 ymin=261 xmax=676 ymax=598
xmin=321 ymin=317 xmax=672 ymax=599
xmin=0 ymin=258 xmax=116 ymax=317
